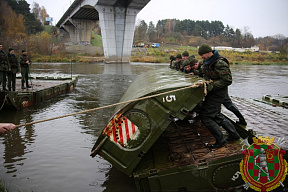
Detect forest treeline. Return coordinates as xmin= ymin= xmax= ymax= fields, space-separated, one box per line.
xmin=0 ymin=0 xmax=288 ymax=57
xmin=134 ymin=19 xmax=288 ymax=53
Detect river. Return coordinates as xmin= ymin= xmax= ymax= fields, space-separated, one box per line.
xmin=0 ymin=63 xmax=288 ymax=192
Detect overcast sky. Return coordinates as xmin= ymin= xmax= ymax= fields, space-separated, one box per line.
xmin=26 ymin=0 xmax=288 ymax=38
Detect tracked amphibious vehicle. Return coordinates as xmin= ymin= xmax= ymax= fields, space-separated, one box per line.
xmin=91 ymin=68 xmax=286 ymax=191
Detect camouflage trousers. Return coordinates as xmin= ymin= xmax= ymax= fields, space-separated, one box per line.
xmin=7 ymin=72 xmax=17 ymax=90
xmin=21 ymin=67 xmax=29 ymax=85
xmin=0 ymin=71 xmax=7 ymax=87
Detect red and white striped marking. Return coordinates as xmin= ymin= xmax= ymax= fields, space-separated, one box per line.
xmin=106 ymin=115 xmax=139 ymax=146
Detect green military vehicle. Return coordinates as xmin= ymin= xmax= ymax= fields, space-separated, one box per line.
xmin=91 ymin=68 xmax=287 ymax=191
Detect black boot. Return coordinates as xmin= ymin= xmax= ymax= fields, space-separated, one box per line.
xmin=209 ymin=140 xmax=227 ymax=149
xmin=3 ymin=86 xmax=7 ymax=91
xmin=21 ymin=83 xmax=26 ymax=89
xmin=26 ymin=84 xmax=31 ymax=88
xmin=202 ymin=118 xmax=227 ymax=149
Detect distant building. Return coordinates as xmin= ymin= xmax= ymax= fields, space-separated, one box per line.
xmin=212 ymin=46 xmax=233 ymax=51
xmin=250 ymin=46 xmax=260 ymax=52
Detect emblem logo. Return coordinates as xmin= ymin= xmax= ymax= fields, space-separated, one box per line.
xmin=240 ymin=136 xmax=287 ymax=191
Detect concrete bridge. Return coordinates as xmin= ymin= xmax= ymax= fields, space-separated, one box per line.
xmin=56 ymin=0 xmax=150 ymax=63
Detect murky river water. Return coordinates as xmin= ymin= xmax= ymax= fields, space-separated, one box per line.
xmin=0 ymin=63 xmax=288 ymax=192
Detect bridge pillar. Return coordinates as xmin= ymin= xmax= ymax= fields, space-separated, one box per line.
xmin=62 ymin=24 xmax=78 ymax=44
xmin=95 ymin=5 xmax=139 ymax=63
xmin=70 ymin=19 xmax=97 ymax=45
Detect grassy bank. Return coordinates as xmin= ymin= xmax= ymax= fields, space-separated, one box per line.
xmin=131 ymin=46 xmax=288 ymax=65
xmin=31 ymin=53 xmax=105 ymax=63
xmin=29 ymin=45 xmax=288 ymax=64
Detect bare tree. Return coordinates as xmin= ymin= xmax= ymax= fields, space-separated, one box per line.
xmin=32 ymin=2 xmax=50 ymax=25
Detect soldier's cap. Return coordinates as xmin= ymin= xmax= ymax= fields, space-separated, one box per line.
xmin=22 ymin=49 xmax=26 ymax=53
xmin=182 ymin=51 xmax=189 ymax=57
xmin=198 ymin=44 xmax=212 ymax=55
xmin=188 ymin=55 xmax=195 ymax=59
xmin=9 ymin=48 xmax=14 ymax=52
xmin=183 ymin=57 xmax=198 ymax=67
xmin=176 ymin=54 xmax=182 ymax=59
xmin=170 ymin=55 xmax=176 ymax=60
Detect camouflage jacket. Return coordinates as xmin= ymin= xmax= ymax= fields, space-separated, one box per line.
xmin=200 ymin=50 xmax=232 ymax=91
xmin=171 ymin=60 xmax=183 ymax=71
xmin=19 ymin=54 xmax=31 ymax=68
xmin=8 ymin=53 xmax=19 ymax=73
xmin=0 ymin=50 xmax=10 ymax=71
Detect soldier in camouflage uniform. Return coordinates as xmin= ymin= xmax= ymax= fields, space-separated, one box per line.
xmin=169 ymin=55 xmax=176 ymax=69
xmin=192 ymin=60 xmax=203 ymax=76
xmin=19 ymin=50 xmax=32 ymax=89
xmin=7 ymin=48 xmax=20 ymax=91
xmin=180 ymin=51 xmax=189 ymax=72
xmin=198 ymin=44 xmax=240 ymax=149
xmin=0 ymin=43 xmax=10 ymax=91
xmin=171 ymin=54 xmax=182 ymax=71
xmin=183 ymin=57 xmax=198 ymax=75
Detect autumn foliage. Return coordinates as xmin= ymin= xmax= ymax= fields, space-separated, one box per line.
xmin=0 ymin=0 xmax=53 ymax=56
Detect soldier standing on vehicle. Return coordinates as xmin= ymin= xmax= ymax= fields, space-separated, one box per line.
xmin=19 ymin=49 xmax=32 ymax=89
xmin=0 ymin=43 xmax=10 ymax=91
xmin=7 ymin=48 xmax=20 ymax=91
xmin=198 ymin=44 xmax=240 ymax=149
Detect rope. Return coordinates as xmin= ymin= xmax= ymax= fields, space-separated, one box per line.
xmin=15 ymin=80 xmax=210 ymax=128
xmin=0 ymin=94 xmax=8 ymax=111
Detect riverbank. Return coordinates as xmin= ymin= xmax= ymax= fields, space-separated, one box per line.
xmin=31 ymin=46 xmax=288 ymax=64
xmin=131 ymin=46 xmax=288 ymax=64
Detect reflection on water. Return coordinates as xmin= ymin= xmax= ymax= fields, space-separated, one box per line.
xmin=0 ymin=63 xmax=288 ymax=192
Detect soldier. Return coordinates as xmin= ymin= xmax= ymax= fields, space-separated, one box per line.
xmin=180 ymin=51 xmax=189 ymax=72
xmin=19 ymin=49 xmax=32 ymax=89
xmin=197 ymin=59 xmax=246 ymax=126
xmin=0 ymin=43 xmax=10 ymax=91
xmin=182 ymin=51 xmax=189 ymax=60
xmin=171 ymin=54 xmax=182 ymax=71
xmin=198 ymin=44 xmax=240 ymax=149
xmin=192 ymin=60 xmax=203 ymax=76
xmin=169 ymin=55 xmax=176 ymax=69
xmin=183 ymin=57 xmax=198 ymax=75
xmin=7 ymin=48 xmax=20 ymax=91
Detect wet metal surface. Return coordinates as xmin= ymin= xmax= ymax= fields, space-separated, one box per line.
xmin=163 ymin=119 xmax=242 ymax=166
xmin=0 ymin=63 xmax=288 ymax=192
xmin=222 ymin=97 xmax=288 ymax=151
